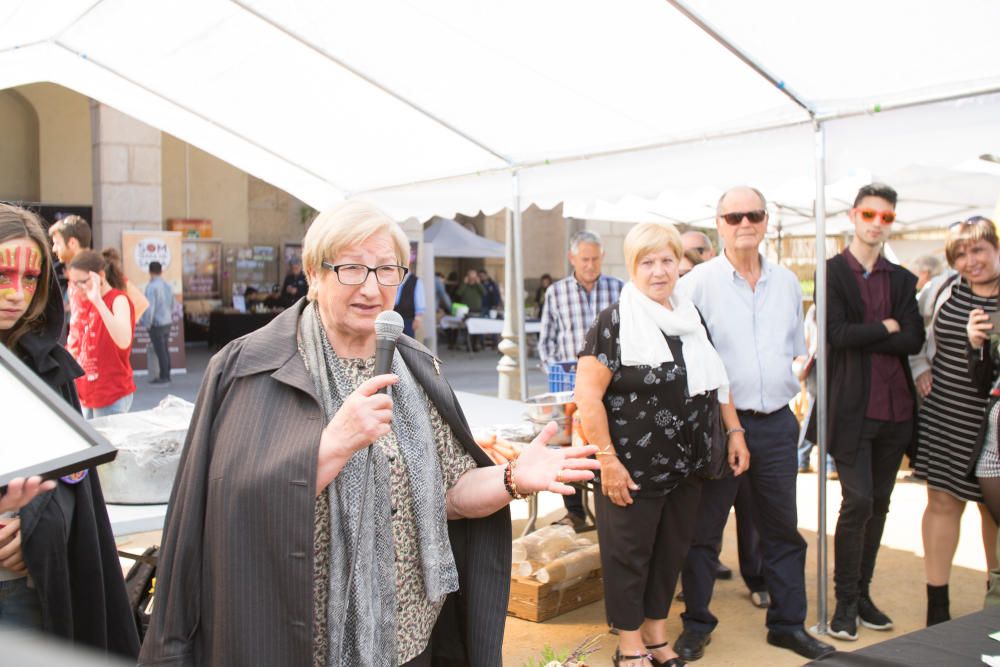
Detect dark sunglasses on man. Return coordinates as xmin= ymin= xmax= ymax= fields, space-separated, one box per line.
xmin=720 ymin=209 xmax=767 ymax=225
xmin=853 ymin=207 xmax=896 ymax=225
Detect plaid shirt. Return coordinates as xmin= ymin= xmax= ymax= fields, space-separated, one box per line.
xmin=539 ymin=273 xmax=624 ymax=368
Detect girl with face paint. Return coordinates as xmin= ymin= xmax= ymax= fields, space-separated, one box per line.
xmin=0 ymin=204 xmax=139 ymax=655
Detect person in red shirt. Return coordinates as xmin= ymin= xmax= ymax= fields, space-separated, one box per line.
xmin=66 ymin=248 xmax=136 ymax=418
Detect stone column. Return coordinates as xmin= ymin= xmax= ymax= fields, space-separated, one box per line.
xmin=90 ymin=101 xmax=162 ymax=250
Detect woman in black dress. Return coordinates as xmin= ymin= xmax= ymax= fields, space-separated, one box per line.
xmin=575 ymin=222 xmax=749 ymax=667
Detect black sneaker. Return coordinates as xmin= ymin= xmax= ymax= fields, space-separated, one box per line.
xmin=858 ymin=596 xmax=893 ymax=630
xmin=828 ymin=601 xmax=859 ymax=641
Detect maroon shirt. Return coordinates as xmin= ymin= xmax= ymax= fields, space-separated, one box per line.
xmin=843 ymin=250 xmax=914 ymax=422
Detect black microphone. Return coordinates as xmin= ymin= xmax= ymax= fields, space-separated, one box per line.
xmin=373 ymin=311 xmax=404 ymax=394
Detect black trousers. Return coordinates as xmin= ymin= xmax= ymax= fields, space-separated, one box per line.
xmin=681 ymin=407 xmax=807 ymax=634
xmin=148 ymin=324 xmax=171 ymax=380
xmin=733 ymin=473 xmax=766 ymax=593
xmin=833 ymin=418 xmax=912 ymax=603
xmin=595 ymin=477 xmax=701 ymax=630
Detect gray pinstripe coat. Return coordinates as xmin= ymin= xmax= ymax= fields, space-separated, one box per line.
xmin=138 ymin=301 xmax=511 ymax=667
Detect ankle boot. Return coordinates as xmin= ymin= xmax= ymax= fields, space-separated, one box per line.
xmin=926 ymin=583 xmax=950 ymax=626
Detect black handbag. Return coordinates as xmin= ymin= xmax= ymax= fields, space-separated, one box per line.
xmin=698 ymin=401 xmax=733 ymax=480
xmin=119 ymin=546 xmax=159 ymax=641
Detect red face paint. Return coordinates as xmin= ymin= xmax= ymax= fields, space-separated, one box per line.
xmin=0 ymin=243 xmax=42 ymax=301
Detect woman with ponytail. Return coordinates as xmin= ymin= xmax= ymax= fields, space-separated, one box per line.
xmin=67 ymin=247 xmax=136 ymax=418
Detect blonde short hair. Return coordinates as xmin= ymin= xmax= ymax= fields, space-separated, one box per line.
xmin=302 ymin=200 xmax=410 ymax=300
xmin=945 ymin=216 xmax=999 ymax=267
xmin=624 ymin=222 xmax=684 ymax=278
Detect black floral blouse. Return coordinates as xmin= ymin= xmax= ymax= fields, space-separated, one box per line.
xmin=581 ymin=304 xmax=713 ymax=497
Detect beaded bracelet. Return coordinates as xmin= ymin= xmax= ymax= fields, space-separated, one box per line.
xmin=504 ymin=459 xmax=528 ymax=500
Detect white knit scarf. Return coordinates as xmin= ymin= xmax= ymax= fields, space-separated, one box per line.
xmin=618 ymin=281 xmax=730 ymax=402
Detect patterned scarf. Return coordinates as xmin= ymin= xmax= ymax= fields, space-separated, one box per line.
xmin=298 ymin=303 xmax=458 ymax=667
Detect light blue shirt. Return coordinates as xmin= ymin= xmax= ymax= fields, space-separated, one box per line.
xmin=676 ymin=253 xmax=806 ymax=413
xmin=141 ymin=275 xmax=174 ymax=328
xmin=393 ymin=274 xmax=425 ymax=315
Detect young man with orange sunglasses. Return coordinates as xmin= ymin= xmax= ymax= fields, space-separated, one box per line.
xmin=825 ymin=183 xmax=925 ymax=641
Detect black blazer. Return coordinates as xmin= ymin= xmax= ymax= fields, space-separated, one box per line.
xmin=825 ymin=254 xmax=925 ymax=464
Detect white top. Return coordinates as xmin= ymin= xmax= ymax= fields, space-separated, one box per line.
xmin=676 ymin=252 xmax=806 ymax=413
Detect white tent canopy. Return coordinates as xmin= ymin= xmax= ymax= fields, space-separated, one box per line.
xmin=423 ymin=217 xmax=506 ymax=258
xmin=5 ymin=0 xmax=1000 ymax=631
xmin=3 ymin=0 xmax=999 ymax=220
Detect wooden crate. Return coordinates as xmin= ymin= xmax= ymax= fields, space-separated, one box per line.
xmin=507 ymin=569 xmax=603 ymax=622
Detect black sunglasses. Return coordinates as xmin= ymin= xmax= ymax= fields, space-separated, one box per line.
xmin=720 ymin=209 xmax=767 ymax=226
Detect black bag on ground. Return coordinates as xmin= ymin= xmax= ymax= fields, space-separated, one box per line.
xmin=120 ymin=546 xmax=159 ymax=641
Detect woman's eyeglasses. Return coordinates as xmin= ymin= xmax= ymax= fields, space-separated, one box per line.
xmin=322 ymin=261 xmax=408 ymax=286
xmin=853 ymin=208 xmax=896 ymax=225
xmin=720 ymin=209 xmax=767 ymax=225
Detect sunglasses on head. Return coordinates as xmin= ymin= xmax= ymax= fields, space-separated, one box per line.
xmin=949 ymin=216 xmax=992 ymax=229
xmin=720 ymin=209 xmax=767 ymax=225
xmin=854 ymin=207 xmax=896 ymax=225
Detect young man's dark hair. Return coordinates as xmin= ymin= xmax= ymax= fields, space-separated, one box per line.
xmin=853 ymin=183 xmax=898 ymax=208
xmin=148 ymin=261 xmax=163 ymax=275
xmin=50 ymin=214 xmax=92 ymax=249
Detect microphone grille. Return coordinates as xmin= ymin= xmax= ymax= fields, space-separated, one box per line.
xmin=374 ymin=310 xmax=405 ymax=340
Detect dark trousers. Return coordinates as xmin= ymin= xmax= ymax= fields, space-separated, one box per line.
xmin=681 ymin=407 xmax=807 ymax=634
xmin=563 ymin=489 xmax=585 ymax=518
xmin=733 ymin=473 xmax=766 ymax=593
xmin=403 ymin=318 xmax=416 ymax=338
xmin=149 ymin=324 xmax=171 ymax=380
xmin=833 ymin=418 xmax=911 ymax=603
xmin=595 ymin=477 xmax=702 ymax=630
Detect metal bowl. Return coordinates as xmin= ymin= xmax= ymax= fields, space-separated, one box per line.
xmin=523 ymin=391 xmax=575 ymax=445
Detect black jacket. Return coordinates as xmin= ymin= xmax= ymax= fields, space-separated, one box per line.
xmin=139 ymin=299 xmax=509 ymax=666
xmin=14 ymin=271 xmax=140 ymax=658
xmin=825 ymin=253 xmax=925 ymax=464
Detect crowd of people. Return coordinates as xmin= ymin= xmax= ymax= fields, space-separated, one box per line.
xmin=1 ymin=184 xmax=998 ymax=666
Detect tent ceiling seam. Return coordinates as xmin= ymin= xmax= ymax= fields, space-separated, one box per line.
xmin=664 ymin=0 xmax=816 ymax=116
xmin=52 ymin=0 xmax=108 ymax=43
xmin=352 ymin=115 xmax=815 ymax=196
xmin=49 ymin=40 xmax=346 ymax=194
xmin=228 ymin=0 xmax=514 ymax=166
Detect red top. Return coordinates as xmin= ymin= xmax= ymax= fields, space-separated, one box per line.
xmin=843 ymin=249 xmax=914 ymax=422
xmin=75 ymin=288 xmax=136 ymax=409
xmin=66 ymin=282 xmax=87 ymax=359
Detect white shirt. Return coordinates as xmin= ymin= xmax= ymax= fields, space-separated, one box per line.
xmin=676 ymin=253 xmax=806 ymax=413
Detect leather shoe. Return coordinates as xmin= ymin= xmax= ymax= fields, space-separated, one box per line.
xmin=674 ymin=629 xmax=711 ymax=661
xmin=714 ymin=562 xmax=733 ymax=580
xmin=766 ymin=629 xmax=834 ymax=660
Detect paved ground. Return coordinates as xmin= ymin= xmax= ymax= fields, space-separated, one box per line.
xmin=132 ymin=341 xmax=551 ymax=411
xmin=122 ymin=343 xmax=991 ymax=666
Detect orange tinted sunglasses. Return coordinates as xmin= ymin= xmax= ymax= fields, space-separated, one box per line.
xmin=854 ymin=207 xmax=896 ymax=225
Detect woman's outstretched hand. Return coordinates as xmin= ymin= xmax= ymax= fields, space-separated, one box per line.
xmin=511 ymin=422 xmax=600 ymax=495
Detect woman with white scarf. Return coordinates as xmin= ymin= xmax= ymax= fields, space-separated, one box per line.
xmin=575 ymin=222 xmax=749 ymax=667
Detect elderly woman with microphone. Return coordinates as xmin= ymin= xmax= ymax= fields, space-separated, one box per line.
xmin=575 ymin=222 xmax=749 ymax=667
xmin=140 ymin=201 xmax=599 ymax=667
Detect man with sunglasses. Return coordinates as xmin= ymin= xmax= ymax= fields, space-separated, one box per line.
xmin=674 ymin=186 xmax=834 ymax=661
xmin=824 ymin=183 xmax=924 ymax=641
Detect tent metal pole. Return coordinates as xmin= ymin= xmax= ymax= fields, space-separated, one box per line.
xmin=513 ymin=172 xmax=528 ymax=401
xmin=664 ymin=0 xmax=813 ymax=113
xmin=813 ymin=120 xmax=830 ymax=634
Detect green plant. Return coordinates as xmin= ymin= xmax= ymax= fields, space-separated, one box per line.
xmin=522 ymin=645 xmax=564 ymax=667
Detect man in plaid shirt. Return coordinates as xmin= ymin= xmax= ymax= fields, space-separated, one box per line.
xmin=540 ymin=230 xmax=623 ymax=525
